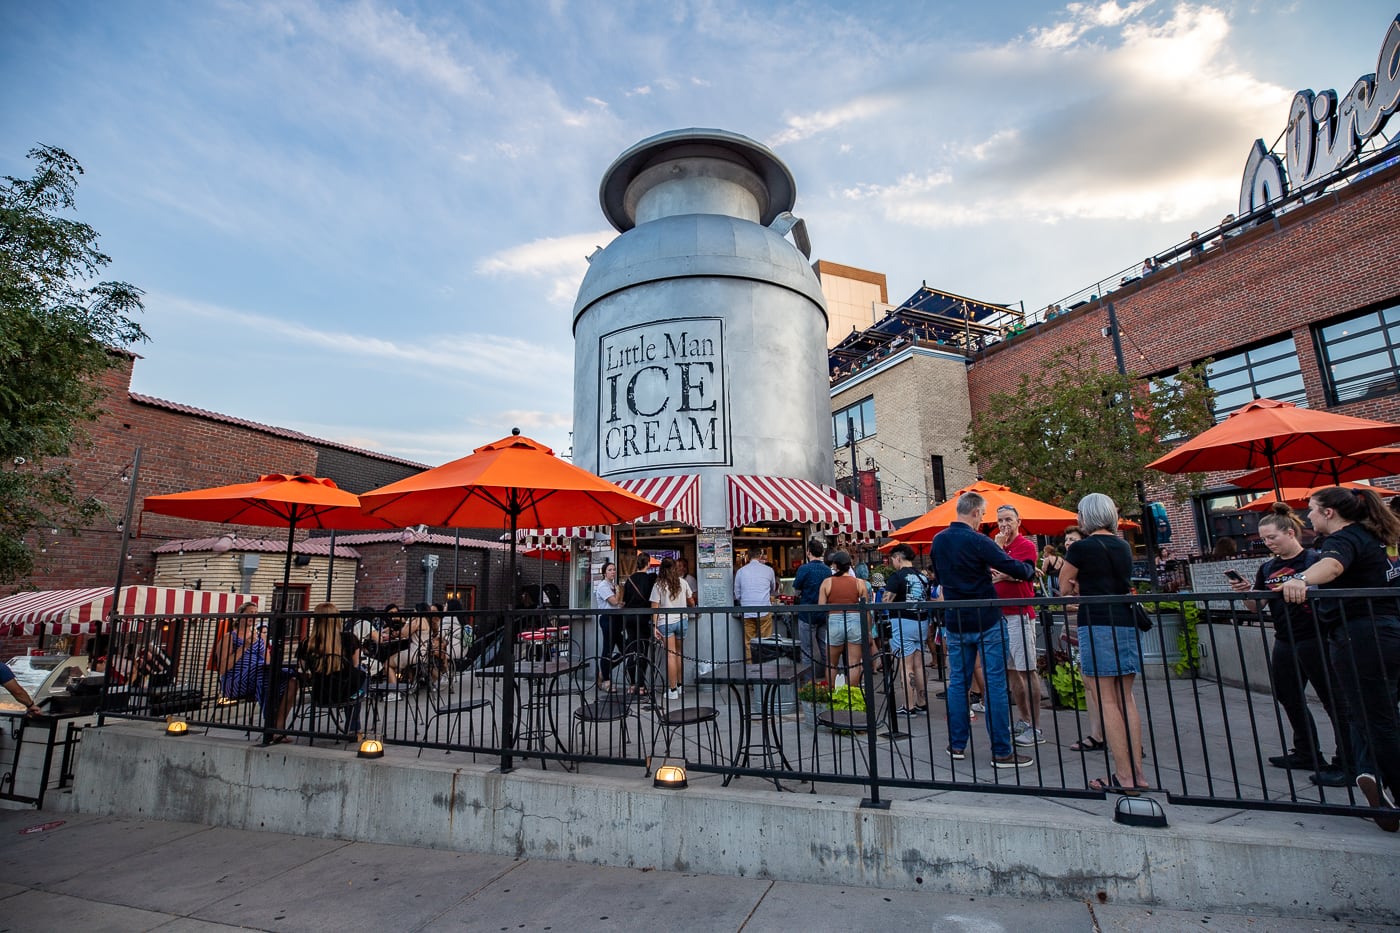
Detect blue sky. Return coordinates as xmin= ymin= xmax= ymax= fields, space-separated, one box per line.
xmin=3 ymin=1 xmax=1395 ymax=466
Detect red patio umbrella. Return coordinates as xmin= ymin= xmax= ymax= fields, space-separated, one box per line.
xmin=891 ymin=481 xmax=1079 ymax=543
xmin=359 ymin=430 xmax=659 ymax=769
xmin=1240 ymin=482 xmax=1399 ymax=512
xmin=1146 ymin=399 xmax=1400 ymax=497
xmin=1231 ymin=447 xmax=1400 ymax=490
xmin=143 ymin=472 xmax=401 ymax=737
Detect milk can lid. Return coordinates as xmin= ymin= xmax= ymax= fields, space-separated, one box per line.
xmin=599 ymin=128 xmax=797 ymax=232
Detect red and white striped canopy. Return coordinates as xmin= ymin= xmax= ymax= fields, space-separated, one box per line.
xmin=728 ymin=475 xmax=848 ymax=526
xmin=822 ymin=486 xmax=893 ymax=541
xmin=0 ymin=587 xmax=258 ymax=637
xmin=520 ymin=474 xmax=701 ymax=543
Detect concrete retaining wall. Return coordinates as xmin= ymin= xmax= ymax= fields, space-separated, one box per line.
xmin=71 ymin=725 xmax=1398 ymax=921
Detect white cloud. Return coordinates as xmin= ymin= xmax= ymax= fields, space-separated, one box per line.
xmin=768 ymin=94 xmax=900 ymax=146
xmin=159 ymin=294 xmax=572 ymax=386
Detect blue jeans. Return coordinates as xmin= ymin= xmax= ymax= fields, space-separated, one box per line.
xmin=797 ymin=611 xmax=828 ymax=680
xmin=946 ymin=622 xmax=1013 ymax=757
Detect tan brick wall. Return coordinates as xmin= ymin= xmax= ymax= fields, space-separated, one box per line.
xmin=832 ymin=348 xmax=976 ymax=523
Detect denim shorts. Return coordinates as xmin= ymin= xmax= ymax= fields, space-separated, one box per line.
xmin=655 ymin=617 xmax=688 ymax=639
xmin=1079 ymin=625 xmax=1141 ymax=677
xmin=827 ymin=611 xmax=863 ymax=646
xmin=890 ymin=616 xmax=928 ymax=656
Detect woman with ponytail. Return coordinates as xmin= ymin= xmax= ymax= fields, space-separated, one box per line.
xmin=1281 ymin=486 xmax=1400 ymax=831
xmin=1230 ymin=503 xmax=1344 ymax=777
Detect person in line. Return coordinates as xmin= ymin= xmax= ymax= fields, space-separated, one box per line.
xmin=0 ymin=659 xmax=43 ymax=716
xmin=212 ymin=602 xmax=297 ymax=740
xmin=616 ymin=551 xmax=658 ymax=693
xmin=792 ymin=538 xmax=832 ymax=681
xmin=1281 ymin=486 xmax=1400 ymax=832
xmin=650 ymin=556 xmax=695 ymax=701
xmin=885 ymin=543 xmax=936 ymax=715
xmin=1059 ymin=493 xmax=1148 ymax=793
xmin=593 ymin=560 xmax=620 ymax=689
xmin=1229 ymin=503 xmax=1348 ymax=780
xmin=992 ymin=505 xmax=1044 ymax=747
xmin=931 ymin=491 xmax=1036 ymax=769
xmin=1045 ymin=527 xmax=1103 ymax=752
xmin=677 ymin=555 xmax=700 ymax=634
xmin=734 ymin=547 xmax=777 ymax=662
xmin=297 ymin=601 xmax=366 ymax=735
xmin=819 ymin=549 xmax=873 ymax=687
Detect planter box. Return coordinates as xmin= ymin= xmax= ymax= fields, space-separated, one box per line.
xmin=1197 ymin=622 xmax=1274 ymax=693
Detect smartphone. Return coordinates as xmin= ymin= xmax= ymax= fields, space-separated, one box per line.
xmin=1224 ymin=569 xmax=1246 ymax=583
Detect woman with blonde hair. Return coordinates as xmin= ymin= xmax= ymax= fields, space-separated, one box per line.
xmin=298 ymin=601 xmax=365 ymax=732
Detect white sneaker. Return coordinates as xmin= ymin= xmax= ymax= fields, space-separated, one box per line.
xmin=1015 ymin=726 xmax=1045 ymax=746
xmin=666 ymin=687 xmax=681 ymax=701
xmin=970 ymin=700 xmax=986 ymax=713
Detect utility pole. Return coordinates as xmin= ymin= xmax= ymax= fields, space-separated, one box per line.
xmin=847 ymin=414 xmax=859 ymax=500
xmin=1105 ymin=303 xmax=1160 ymax=591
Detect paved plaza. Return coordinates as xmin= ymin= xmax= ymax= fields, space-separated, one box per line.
xmin=1 ymin=810 xmax=1395 ymax=932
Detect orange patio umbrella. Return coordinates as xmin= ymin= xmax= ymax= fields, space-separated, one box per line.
xmin=1231 ymin=447 xmax=1400 ymax=490
xmin=891 ymin=481 xmax=1079 ymax=543
xmin=143 ymin=472 xmax=401 ymax=738
xmin=1147 ymin=399 xmax=1400 ymax=498
xmin=1240 ymin=482 xmax=1399 ymax=512
xmin=359 ymin=430 xmax=658 ymax=769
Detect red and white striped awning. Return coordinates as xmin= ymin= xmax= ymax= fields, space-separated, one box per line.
xmin=520 ymin=474 xmax=701 ymax=543
xmin=821 ymin=486 xmax=894 ymax=541
xmin=0 ymin=587 xmax=258 ymax=637
xmin=728 ymin=475 xmax=849 ymax=526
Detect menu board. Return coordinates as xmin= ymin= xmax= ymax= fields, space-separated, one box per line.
xmin=699 ymin=569 xmax=730 ymax=608
xmin=1188 ymin=559 xmax=1268 ymax=610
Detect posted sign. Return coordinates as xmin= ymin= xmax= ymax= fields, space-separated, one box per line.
xmin=597 ymin=318 xmax=729 ymax=474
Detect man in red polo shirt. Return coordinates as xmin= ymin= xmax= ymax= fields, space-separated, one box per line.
xmin=992 ymin=504 xmax=1044 ymax=747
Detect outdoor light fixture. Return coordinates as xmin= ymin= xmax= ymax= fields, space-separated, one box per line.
xmin=1114 ymin=795 xmax=1167 ymax=828
xmin=357 ymin=737 xmax=385 ymax=759
xmin=165 ymin=718 xmax=189 ymax=737
xmin=653 ymin=759 xmax=688 ymax=789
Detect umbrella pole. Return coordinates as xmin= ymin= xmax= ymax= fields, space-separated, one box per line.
xmin=499 ymin=495 xmax=520 ymax=772
xmin=325 ymin=529 xmax=335 ymax=602
xmin=1264 ymin=439 xmax=1284 ymax=500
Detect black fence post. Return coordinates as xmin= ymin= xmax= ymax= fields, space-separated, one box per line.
xmin=499 ymin=609 xmax=518 ymax=772
xmin=858 ymin=601 xmax=888 ymax=809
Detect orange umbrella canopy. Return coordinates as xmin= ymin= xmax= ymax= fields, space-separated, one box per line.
xmin=1147 ymin=399 xmax=1400 ymax=494
xmin=891 ymin=481 xmax=1079 ymax=543
xmin=1232 ymin=447 xmax=1400 ymax=490
xmin=143 ymin=473 xmax=398 ymax=531
xmin=359 ymin=432 xmax=659 ymax=531
xmin=1240 ymin=483 xmax=1399 ymax=512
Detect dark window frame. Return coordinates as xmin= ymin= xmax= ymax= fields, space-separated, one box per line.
xmin=1313 ymin=296 xmax=1400 ymax=406
xmin=833 ymin=396 xmax=877 ymax=447
xmin=1202 ymin=334 xmax=1307 ymax=421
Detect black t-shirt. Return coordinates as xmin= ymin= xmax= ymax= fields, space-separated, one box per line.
xmin=621 ymin=572 xmax=656 ymax=610
xmin=1065 ymin=534 xmax=1135 ymax=627
xmin=885 ymin=566 xmax=931 ymax=618
xmin=1316 ymin=522 xmax=1400 ymax=627
xmin=1253 ymin=550 xmax=1321 ymax=641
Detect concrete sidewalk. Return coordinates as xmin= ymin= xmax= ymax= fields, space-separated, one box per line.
xmin=0 ymin=810 xmax=1393 ymax=933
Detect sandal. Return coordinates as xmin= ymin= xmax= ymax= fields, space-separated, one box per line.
xmin=1089 ymin=775 xmax=1140 ymax=797
xmin=1070 ymin=735 xmax=1105 ymax=752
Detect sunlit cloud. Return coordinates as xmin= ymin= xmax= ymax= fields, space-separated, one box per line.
xmin=768 ymin=94 xmax=900 ymax=145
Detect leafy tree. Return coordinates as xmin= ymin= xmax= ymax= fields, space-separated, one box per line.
xmin=963 ymin=343 xmax=1214 ymax=512
xmin=0 ymin=145 xmax=147 ymax=585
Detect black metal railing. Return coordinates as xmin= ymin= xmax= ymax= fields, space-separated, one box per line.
xmin=87 ymin=589 xmax=1398 ymax=825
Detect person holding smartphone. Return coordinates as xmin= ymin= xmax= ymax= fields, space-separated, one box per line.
xmin=1229 ymin=503 xmax=1345 ymax=783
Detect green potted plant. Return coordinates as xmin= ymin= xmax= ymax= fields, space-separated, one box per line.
xmin=1139 ymin=599 xmax=1202 ymax=676
xmin=1051 ymin=658 xmax=1087 ymax=710
xmin=797 ymin=679 xmax=833 ymax=725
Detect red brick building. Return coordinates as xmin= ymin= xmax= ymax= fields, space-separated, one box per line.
xmin=965 ymin=161 xmax=1400 ymax=557
xmin=2 ymin=355 xmax=563 ymax=657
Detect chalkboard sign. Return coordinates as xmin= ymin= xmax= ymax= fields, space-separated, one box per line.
xmin=1189 ymin=559 xmax=1268 ymax=610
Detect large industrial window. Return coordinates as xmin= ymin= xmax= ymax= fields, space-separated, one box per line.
xmin=1315 ymin=299 xmax=1400 ymax=404
xmin=832 ymin=396 xmax=876 ymax=446
xmin=1205 ymin=336 xmax=1307 ymax=420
